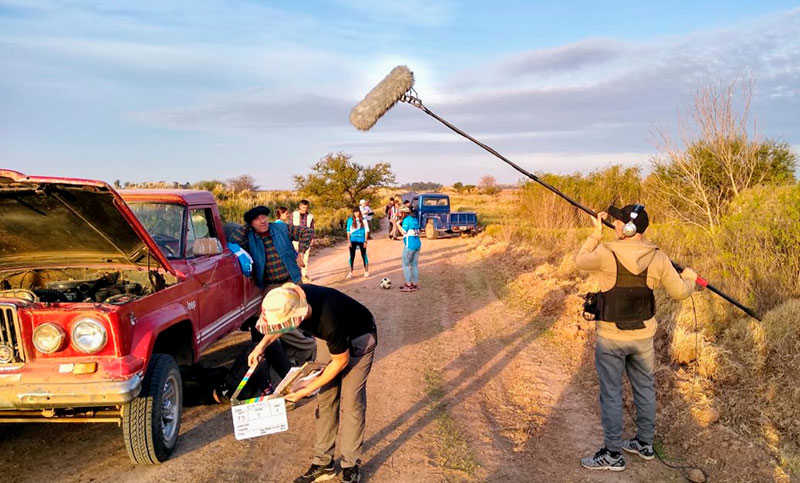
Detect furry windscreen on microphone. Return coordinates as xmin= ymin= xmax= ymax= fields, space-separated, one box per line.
xmin=350 ymin=65 xmax=414 ymax=131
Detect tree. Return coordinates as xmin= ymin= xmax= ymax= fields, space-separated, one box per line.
xmin=400 ymin=181 xmax=443 ymax=191
xmin=479 ymin=175 xmax=501 ymax=195
xmin=294 ymin=152 xmax=396 ymax=209
xmin=648 ymin=77 xmax=797 ymax=234
xmin=452 ymin=182 xmax=464 ymax=193
xmin=227 ymin=175 xmax=259 ymax=193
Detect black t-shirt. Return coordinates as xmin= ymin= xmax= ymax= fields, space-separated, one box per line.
xmin=299 ymin=284 xmax=376 ymax=355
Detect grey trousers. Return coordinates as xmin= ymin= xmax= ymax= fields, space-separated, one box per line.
xmin=595 ymin=335 xmax=656 ymax=452
xmin=312 ymin=333 xmax=376 ymax=469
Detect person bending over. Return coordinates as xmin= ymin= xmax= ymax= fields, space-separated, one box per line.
xmin=248 ymin=283 xmax=378 ymax=483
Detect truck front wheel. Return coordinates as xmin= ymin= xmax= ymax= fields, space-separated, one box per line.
xmin=123 ymin=353 xmax=183 ymax=464
xmin=425 ymin=220 xmax=438 ymax=240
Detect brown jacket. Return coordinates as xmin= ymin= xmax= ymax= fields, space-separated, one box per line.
xmin=575 ymin=232 xmax=697 ymax=340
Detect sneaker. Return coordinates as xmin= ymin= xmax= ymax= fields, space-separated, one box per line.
xmin=293 ymin=462 xmax=336 ymax=483
xmin=341 ymin=466 xmax=360 ymax=483
xmin=346 ymin=272 xmax=353 ymax=280
xmin=400 ymin=284 xmax=413 ymax=292
xmin=622 ymin=438 xmax=655 ymax=460
xmin=363 ymin=271 xmax=369 ymax=278
xmin=580 ymin=447 xmax=626 ymax=471
xmin=410 ymin=283 xmax=419 ymax=291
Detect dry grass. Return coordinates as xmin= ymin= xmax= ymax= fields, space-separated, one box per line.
xmin=468 ymin=184 xmax=800 ymax=478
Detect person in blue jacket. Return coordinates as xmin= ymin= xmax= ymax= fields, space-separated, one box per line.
xmin=396 ymin=206 xmax=421 ymax=292
xmin=346 ymin=206 xmax=370 ymax=279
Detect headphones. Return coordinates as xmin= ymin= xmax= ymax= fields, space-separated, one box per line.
xmin=622 ymin=204 xmax=645 ymax=238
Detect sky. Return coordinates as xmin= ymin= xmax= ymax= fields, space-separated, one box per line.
xmin=1 ymin=0 xmax=799 ymax=188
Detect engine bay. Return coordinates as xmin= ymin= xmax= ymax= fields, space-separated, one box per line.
xmin=0 ymin=268 xmax=176 ymax=305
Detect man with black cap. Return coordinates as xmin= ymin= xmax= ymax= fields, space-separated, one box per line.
xmin=229 ymin=205 xmax=312 ymax=288
xmin=228 ymin=206 xmax=316 ymax=361
xmin=575 ymin=204 xmax=701 ymax=472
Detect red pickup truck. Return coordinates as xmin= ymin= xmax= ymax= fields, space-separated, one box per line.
xmin=0 ymin=170 xmax=262 ymax=464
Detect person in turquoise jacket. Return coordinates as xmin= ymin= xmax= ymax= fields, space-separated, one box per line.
xmin=345 ymin=206 xmax=370 ymax=279
xmin=396 ymin=206 xmax=421 ymax=291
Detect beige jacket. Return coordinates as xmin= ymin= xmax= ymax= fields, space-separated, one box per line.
xmin=575 ymin=231 xmax=697 ymax=340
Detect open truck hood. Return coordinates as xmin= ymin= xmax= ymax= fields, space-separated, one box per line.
xmin=0 ymin=170 xmax=177 ymax=275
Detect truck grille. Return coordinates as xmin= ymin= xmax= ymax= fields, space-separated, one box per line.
xmin=0 ymin=304 xmax=25 ymax=364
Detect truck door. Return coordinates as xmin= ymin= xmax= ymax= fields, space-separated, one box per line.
xmin=184 ymin=207 xmax=242 ymax=347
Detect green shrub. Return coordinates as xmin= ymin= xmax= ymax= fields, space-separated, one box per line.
xmin=714 ymin=184 xmax=800 ymax=311
xmin=519 ymin=165 xmax=643 ymax=229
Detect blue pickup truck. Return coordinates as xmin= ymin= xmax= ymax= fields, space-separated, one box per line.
xmin=402 ymin=192 xmax=479 ymax=239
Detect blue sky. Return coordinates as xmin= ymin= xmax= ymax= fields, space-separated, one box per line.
xmin=1 ymin=1 xmax=798 ymax=188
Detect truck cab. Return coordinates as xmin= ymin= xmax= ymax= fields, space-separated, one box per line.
xmin=0 ymin=171 xmax=261 ymax=464
xmin=403 ymin=192 xmax=479 ymax=239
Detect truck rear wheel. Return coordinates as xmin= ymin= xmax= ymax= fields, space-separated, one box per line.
xmin=425 ymin=220 xmax=438 ymax=239
xmin=123 ymin=353 xmax=183 ymax=464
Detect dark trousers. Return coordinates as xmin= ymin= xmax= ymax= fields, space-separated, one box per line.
xmin=312 ymin=332 xmax=377 ymax=469
xmin=349 ymin=242 xmax=368 ymax=269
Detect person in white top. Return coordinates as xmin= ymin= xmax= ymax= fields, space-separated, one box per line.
xmin=291 ymin=200 xmax=315 ymax=282
xmin=359 ymin=199 xmax=374 ymax=240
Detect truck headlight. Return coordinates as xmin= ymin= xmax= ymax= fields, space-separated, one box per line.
xmin=71 ymin=318 xmax=108 ymax=354
xmin=33 ymin=323 xmax=67 ymax=354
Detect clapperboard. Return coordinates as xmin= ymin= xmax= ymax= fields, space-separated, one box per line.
xmin=229 ymin=366 xmax=288 ymax=440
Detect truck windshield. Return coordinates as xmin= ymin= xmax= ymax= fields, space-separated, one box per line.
xmin=128 ymin=203 xmax=185 ymax=259
xmin=422 ymin=198 xmax=449 ymax=207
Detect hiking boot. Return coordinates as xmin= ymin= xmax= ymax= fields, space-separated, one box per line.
xmin=293 ymin=462 xmax=336 ymax=482
xmin=341 ymin=466 xmax=360 ymax=483
xmin=622 ymin=438 xmax=655 ymax=460
xmin=580 ymin=447 xmax=626 ymax=471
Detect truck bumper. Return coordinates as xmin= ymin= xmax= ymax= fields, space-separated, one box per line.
xmin=0 ymin=374 xmax=142 ymax=409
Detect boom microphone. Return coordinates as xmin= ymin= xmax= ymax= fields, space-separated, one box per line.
xmin=350 ymin=65 xmax=762 ymax=321
xmin=349 ymin=65 xmax=414 ymax=131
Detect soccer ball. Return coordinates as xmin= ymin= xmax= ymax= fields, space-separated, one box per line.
xmin=379 ymin=278 xmax=392 ymax=289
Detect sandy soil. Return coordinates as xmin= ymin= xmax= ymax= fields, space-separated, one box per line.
xmin=0 ymin=222 xmax=777 ymax=482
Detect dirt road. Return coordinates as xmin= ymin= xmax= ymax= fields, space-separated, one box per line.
xmin=2 ymin=225 xmax=681 ymax=482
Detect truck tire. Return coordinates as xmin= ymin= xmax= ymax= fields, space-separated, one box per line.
xmin=425 ymin=220 xmax=438 ymax=240
xmin=123 ymin=353 xmax=183 ymax=465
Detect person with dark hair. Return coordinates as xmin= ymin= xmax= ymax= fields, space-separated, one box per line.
xmin=275 ymin=206 xmax=290 ymax=223
xmin=346 ymin=206 xmax=369 ymax=279
xmin=291 ymin=200 xmax=315 ymax=282
xmin=396 ymin=206 xmax=421 ymax=291
xmin=576 ymin=204 xmax=701 ymax=472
